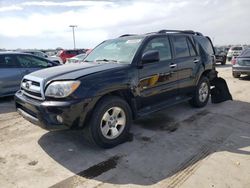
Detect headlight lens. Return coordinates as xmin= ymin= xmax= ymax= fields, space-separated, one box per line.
xmin=45 ymin=81 xmax=80 ymax=98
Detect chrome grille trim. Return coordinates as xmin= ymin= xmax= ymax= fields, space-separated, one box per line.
xmin=21 ymin=75 xmax=45 ymax=100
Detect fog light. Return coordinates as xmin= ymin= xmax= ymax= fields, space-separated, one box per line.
xmin=56 ymin=115 xmax=63 ymax=123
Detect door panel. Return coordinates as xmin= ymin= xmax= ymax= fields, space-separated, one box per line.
xmin=137 ymin=36 xmax=178 ymax=108
xmin=171 ymin=35 xmax=200 ymax=94
xmin=0 ymin=55 xmax=23 ymax=96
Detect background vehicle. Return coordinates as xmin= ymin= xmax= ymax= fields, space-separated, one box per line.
xmin=21 ymin=50 xmax=63 ymax=64
xmin=232 ymin=49 xmax=250 ymax=78
xmin=0 ymin=52 xmax=59 ymax=97
xmin=215 ymin=47 xmax=226 ymax=65
xmin=227 ymin=46 xmax=243 ymax=61
xmin=15 ymin=30 xmax=216 ymax=148
xmin=65 ymin=53 xmax=86 ymax=64
xmin=57 ymin=49 xmax=87 ymax=63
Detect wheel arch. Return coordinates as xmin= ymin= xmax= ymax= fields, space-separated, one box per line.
xmin=82 ymin=89 xmax=137 ymax=129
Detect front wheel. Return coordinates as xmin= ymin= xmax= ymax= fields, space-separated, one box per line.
xmin=189 ymin=76 xmax=210 ymax=108
xmin=83 ymin=96 xmax=132 ymax=148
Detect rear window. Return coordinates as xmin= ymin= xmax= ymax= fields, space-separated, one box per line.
xmin=240 ymin=49 xmax=250 ymax=57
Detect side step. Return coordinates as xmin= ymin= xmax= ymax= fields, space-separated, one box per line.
xmin=137 ymin=96 xmax=192 ymax=117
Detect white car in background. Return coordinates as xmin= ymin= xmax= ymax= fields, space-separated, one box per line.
xmin=21 ymin=50 xmax=63 ymax=64
xmin=65 ymin=53 xmax=86 ymax=64
xmin=227 ymin=46 xmax=244 ymax=61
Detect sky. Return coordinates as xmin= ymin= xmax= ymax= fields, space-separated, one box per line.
xmin=0 ymin=0 xmax=250 ymax=49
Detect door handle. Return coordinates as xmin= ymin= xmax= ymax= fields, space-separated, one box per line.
xmin=170 ymin=63 xmax=177 ymax=68
xmin=193 ymin=59 xmax=199 ymax=63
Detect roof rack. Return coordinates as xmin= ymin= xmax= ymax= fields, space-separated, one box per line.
xmin=119 ymin=34 xmax=137 ymax=38
xmin=157 ymin=30 xmax=203 ymax=36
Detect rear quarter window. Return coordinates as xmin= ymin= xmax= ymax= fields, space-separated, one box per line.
xmin=195 ymin=36 xmax=215 ymax=55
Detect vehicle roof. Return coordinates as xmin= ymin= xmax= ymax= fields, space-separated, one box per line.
xmin=0 ymin=51 xmax=49 ymax=57
xmin=118 ymin=30 xmax=204 ymax=39
xmin=0 ymin=51 xmax=33 ymax=55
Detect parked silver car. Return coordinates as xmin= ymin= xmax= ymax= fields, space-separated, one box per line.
xmin=0 ymin=52 xmax=59 ymax=97
xmin=232 ymin=49 xmax=250 ymax=78
xmin=20 ymin=50 xmax=63 ymax=64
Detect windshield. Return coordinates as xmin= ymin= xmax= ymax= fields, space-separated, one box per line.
xmin=232 ymin=47 xmax=242 ymax=51
xmin=84 ymin=36 xmax=144 ymax=64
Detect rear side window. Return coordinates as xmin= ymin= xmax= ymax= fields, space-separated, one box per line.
xmin=195 ymin=36 xmax=214 ymax=55
xmin=172 ymin=36 xmax=190 ymax=58
xmin=0 ymin=55 xmax=18 ymax=68
xmin=16 ymin=55 xmax=49 ymax=68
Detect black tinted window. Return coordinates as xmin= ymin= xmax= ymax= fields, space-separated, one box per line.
xmin=187 ymin=38 xmax=196 ymax=56
xmin=17 ymin=55 xmax=48 ymax=68
xmin=0 ymin=55 xmax=19 ymax=68
xmin=172 ymin=36 xmax=190 ymax=58
xmin=232 ymin=47 xmax=242 ymax=51
xmin=143 ymin=37 xmax=172 ymax=61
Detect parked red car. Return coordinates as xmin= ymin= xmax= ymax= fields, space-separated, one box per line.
xmin=57 ymin=49 xmax=87 ymax=63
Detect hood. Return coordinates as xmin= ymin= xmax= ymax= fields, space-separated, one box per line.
xmin=29 ymin=62 xmax=128 ymax=81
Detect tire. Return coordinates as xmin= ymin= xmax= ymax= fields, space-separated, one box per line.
xmin=232 ymin=72 xmax=240 ymax=78
xmin=189 ymin=76 xmax=210 ymax=108
xmin=83 ymin=96 xmax=132 ymax=148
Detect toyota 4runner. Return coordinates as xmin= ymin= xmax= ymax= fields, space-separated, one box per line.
xmin=15 ymin=30 xmax=216 ymax=148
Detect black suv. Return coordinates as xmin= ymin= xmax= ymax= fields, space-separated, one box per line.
xmin=15 ymin=30 xmax=216 ymax=148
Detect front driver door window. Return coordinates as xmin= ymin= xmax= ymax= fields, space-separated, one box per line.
xmin=138 ymin=36 xmax=178 ymax=108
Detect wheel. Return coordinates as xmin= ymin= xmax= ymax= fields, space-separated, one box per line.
xmin=83 ymin=96 xmax=132 ymax=148
xmin=189 ymin=76 xmax=210 ymax=108
xmin=232 ymin=72 xmax=240 ymax=78
xmin=221 ymin=59 xmax=226 ymax=65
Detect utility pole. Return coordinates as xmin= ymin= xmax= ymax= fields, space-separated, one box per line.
xmin=69 ymin=25 xmax=77 ymax=49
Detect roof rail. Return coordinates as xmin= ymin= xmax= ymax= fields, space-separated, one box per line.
xmin=157 ymin=30 xmax=203 ymax=36
xmin=119 ymin=34 xmax=137 ymax=37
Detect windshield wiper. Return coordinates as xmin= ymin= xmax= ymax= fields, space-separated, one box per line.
xmin=95 ymin=59 xmax=119 ymax=63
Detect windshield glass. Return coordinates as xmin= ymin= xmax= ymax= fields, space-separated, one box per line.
xmin=84 ymin=36 xmax=144 ymax=64
xmin=232 ymin=47 xmax=242 ymax=51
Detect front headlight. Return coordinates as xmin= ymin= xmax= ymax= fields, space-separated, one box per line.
xmin=45 ymin=81 xmax=80 ymax=98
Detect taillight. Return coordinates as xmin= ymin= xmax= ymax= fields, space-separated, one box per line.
xmin=231 ymin=57 xmax=237 ymax=65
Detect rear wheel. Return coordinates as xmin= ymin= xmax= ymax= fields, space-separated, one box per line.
xmin=189 ymin=76 xmax=210 ymax=108
xmin=83 ymin=96 xmax=132 ymax=148
xmin=232 ymin=72 xmax=240 ymax=78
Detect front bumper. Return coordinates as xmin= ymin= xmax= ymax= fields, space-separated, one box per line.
xmin=15 ymin=91 xmax=93 ymax=130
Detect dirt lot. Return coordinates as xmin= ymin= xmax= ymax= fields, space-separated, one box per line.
xmin=0 ymin=64 xmax=250 ymax=188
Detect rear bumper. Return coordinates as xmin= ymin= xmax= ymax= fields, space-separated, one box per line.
xmin=15 ymin=91 xmax=95 ymax=130
xmin=233 ymin=66 xmax=250 ymax=74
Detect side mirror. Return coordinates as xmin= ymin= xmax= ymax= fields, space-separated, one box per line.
xmin=141 ymin=50 xmax=160 ymax=64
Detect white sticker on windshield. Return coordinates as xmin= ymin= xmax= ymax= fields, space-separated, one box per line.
xmin=126 ymin=39 xmax=142 ymax=44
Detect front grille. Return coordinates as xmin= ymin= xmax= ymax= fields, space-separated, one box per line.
xmin=22 ymin=89 xmax=42 ymax=98
xmin=21 ymin=77 xmax=44 ymax=100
